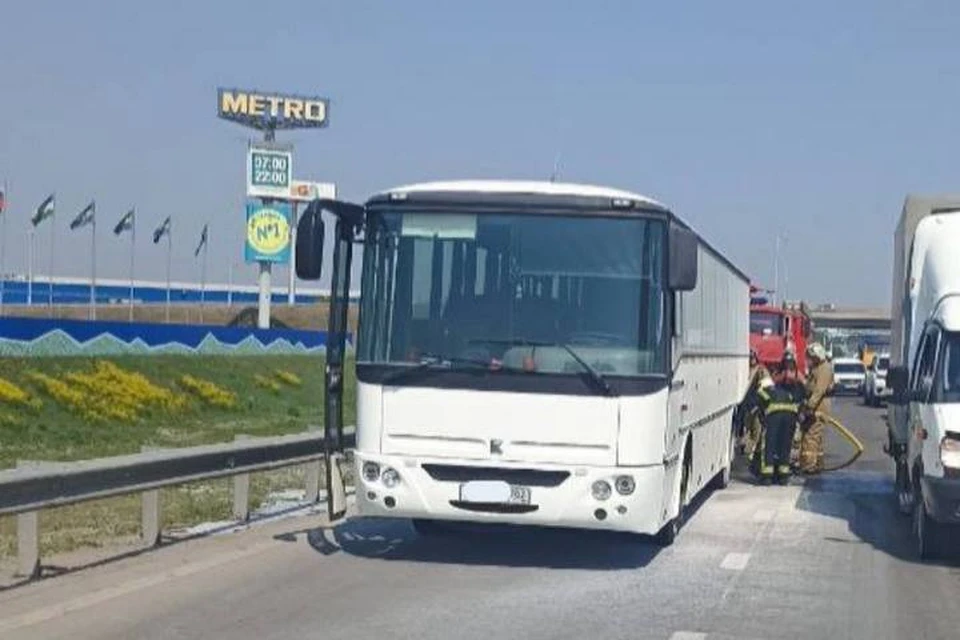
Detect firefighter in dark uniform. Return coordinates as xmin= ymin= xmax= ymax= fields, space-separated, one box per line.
xmin=746 ymin=374 xmax=801 ymax=485
xmin=737 ymin=350 xmax=769 ymax=457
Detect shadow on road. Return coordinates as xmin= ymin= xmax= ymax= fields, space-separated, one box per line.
xmin=301 ymin=518 xmax=663 ymax=570
xmin=287 ymin=479 xmax=722 ymax=571
xmin=795 ymin=466 xmax=960 ymax=567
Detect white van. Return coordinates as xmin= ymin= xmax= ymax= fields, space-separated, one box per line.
xmin=889 ymin=228 xmax=960 ymax=559
xmin=832 ymin=357 xmax=866 ymax=396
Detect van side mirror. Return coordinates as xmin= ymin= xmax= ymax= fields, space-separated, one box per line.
xmin=668 ymin=226 xmax=698 ymax=291
xmin=295 ymin=200 xmax=326 ymax=281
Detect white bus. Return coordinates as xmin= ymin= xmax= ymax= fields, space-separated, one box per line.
xmin=296 ymin=180 xmax=749 ymax=544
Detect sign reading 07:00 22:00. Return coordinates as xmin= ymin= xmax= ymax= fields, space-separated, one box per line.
xmin=247 ymin=147 xmax=292 ymax=199
xmin=245 ymin=200 xmax=292 ymax=264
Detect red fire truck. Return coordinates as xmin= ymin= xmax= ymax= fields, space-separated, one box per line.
xmin=749 ymin=285 xmax=813 ymax=376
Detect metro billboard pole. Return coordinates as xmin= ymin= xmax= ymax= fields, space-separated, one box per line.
xmin=217 ymin=88 xmax=329 ymax=330
xmin=258 ymin=126 xmax=276 ymax=329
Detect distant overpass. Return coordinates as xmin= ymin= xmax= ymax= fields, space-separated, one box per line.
xmin=805 ymin=305 xmax=891 ymax=331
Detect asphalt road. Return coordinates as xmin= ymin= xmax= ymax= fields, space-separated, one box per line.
xmin=3 ymin=397 xmax=960 ymax=640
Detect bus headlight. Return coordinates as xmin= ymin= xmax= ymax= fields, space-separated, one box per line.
xmin=940 ymin=435 xmax=960 ymax=471
xmin=362 ymin=462 xmax=381 ymax=482
xmin=591 ymin=480 xmax=612 ymax=501
xmin=381 ymin=467 xmax=401 ymax=488
xmin=615 ymin=475 xmax=636 ymax=495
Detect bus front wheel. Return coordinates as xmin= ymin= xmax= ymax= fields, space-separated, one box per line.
xmin=656 ymin=451 xmax=690 ymax=547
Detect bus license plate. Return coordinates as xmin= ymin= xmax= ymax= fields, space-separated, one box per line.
xmin=459 ymin=481 xmax=531 ymax=504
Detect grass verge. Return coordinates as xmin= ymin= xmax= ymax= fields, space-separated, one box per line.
xmin=0 ymin=355 xmax=356 ymax=561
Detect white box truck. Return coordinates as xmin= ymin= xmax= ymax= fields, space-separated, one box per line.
xmin=888 ymin=193 xmax=960 ymax=558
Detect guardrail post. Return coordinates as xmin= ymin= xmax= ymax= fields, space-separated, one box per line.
xmin=233 ymin=435 xmax=250 ymax=522
xmin=141 ymin=446 xmax=162 ymax=547
xmin=305 ymin=423 xmax=322 ymax=503
xmin=17 ymin=511 xmax=39 ymax=579
xmin=16 ymin=460 xmax=44 ymax=579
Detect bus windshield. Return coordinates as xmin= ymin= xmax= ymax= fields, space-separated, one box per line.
xmin=358 ymin=209 xmax=668 ymax=377
xmin=750 ymin=311 xmax=782 ymax=335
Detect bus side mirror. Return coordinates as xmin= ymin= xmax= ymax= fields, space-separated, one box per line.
xmin=295 ymin=201 xmax=326 ymax=281
xmin=669 ymin=226 xmax=698 ymax=291
xmin=888 ymin=365 xmax=908 ymax=398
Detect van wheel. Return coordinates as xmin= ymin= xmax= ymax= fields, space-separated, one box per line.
xmin=915 ymin=489 xmax=939 ymax=560
xmin=656 ymin=453 xmax=690 ymax=547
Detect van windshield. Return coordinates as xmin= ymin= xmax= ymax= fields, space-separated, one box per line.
xmin=834 ymin=362 xmax=865 ymax=375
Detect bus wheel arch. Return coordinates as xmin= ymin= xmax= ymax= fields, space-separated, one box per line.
xmin=655 ymin=435 xmax=692 ymax=547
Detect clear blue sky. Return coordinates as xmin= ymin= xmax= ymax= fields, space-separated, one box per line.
xmin=1 ymin=0 xmax=958 ymax=307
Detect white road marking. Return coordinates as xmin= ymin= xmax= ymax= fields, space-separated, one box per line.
xmin=0 ymin=539 xmax=278 ymax=633
xmin=720 ymin=552 xmax=751 ymax=571
xmin=669 ymin=632 xmax=707 ymax=640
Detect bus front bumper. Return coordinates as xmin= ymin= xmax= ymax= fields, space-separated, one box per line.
xmin=353 ymin=452 xmax=670 ymax=535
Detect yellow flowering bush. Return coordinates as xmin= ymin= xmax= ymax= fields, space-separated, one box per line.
xmin=274 ymin=370 xmax=302 ymax=387
xmin=254 ymin=374 xmax=281 ymax=393
xmin=28 ymin=361 xmax=185 ymax=422
xmin=179 ymin=375 xmax=236 ymax=409
xmin=0 ymin=376 xmax=42 ymax=411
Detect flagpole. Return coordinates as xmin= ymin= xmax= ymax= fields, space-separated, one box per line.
xmin=27 ymin=229 xmax=33 ymax=306
xmin=129 ymin=211 xmax=136 ymax=322
xmin=48 ymin=202 xmax=55 ymax=309
xmin=227 ymin=260 xmax=233 ymax=307
xmin=0 ymin=180 xmax=7 ymax=317
xmin=165 ymin=225 xmax=172 ymax=323
xmin=90 ymin=205 xmax=97 ymax=320
xmin=200 ymin=227 xmax=208 ymax=323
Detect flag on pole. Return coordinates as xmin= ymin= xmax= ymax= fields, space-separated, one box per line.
xmin=113 ymin=209 xmax=135 ymax=235
xmin=0 ymin=184 xmax=6 ymax=214
xmin=31 ymin=194 xmax=54 ymax=227
xmin=69 ymin=201 xmax=95 ymax=230
xmin=152 ymin=216 xmax=171 ymax=244
xmin=194 ymin=224 xmax=208 ymax=257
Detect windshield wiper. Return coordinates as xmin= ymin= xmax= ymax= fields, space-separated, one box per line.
xmin=381 ymin=353 xmax=501 ymax=385
xmin=468 ymin=338 xmax=617 ymax=397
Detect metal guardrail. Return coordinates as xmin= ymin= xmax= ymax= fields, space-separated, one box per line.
xmin=0 ymin=425 xmax=355 ymax=580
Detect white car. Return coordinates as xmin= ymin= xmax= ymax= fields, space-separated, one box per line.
xmin=863 ymin=353 xmax=891 ymax=406
xmin=832 ymin=357 xmax=867 ymax=395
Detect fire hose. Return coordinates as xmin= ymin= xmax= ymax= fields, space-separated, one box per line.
xmin=744 ymin=410 xmax=865 ymax=472
xmin=817 ymin=412 xmax=865 ymax=472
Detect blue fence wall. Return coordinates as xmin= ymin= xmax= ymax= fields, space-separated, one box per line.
xmin=0 ymin=280 xmax=323 ymax=306
xmin=0 ymin=317 xmax=352 ymax=357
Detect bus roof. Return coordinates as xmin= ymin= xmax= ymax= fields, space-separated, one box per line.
xmin=366 ymin=179 xmax=749 ymax=284
xmin=375 ymin=180 xmax=668 ymax=210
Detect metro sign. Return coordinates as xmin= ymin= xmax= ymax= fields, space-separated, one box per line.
xmin=218 ymin=88 xmax=329 ymax=130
